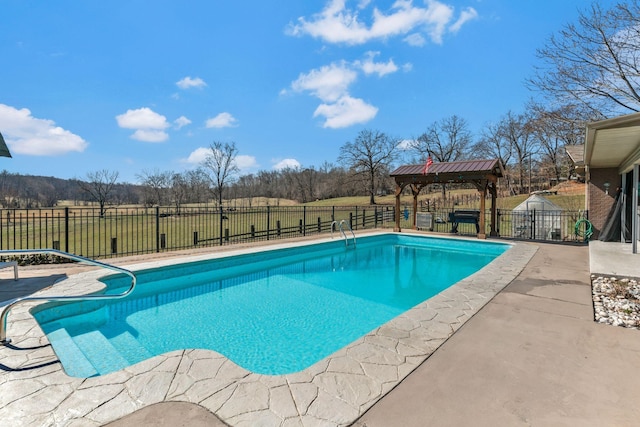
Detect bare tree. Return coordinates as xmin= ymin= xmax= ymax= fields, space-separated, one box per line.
xmin=411 ymin=115 xmax=473 ymax=199
xmin=338 ymin=129 xmax=400 ymax=205
xmin=202 ymin=141 xmax=239 ymax=207
xmin=474 ymin=121 xmax=513 ymax=166
xmin=78 ymin=170 xmax=119 ymax=217
xmin=137 ymin=169 xmax=172 ymax=207
xmin=412 ymin=115 xmax=472 ymax=162
xmin=185 ymin=168 xmax=210 ymax=205
xmin=528 ymin=1 xmax=640 ymax=116
xmin=500 ymin=112 xmax=540 ymax=194
xmin=529 ymin=103 xmax=587 ymax=184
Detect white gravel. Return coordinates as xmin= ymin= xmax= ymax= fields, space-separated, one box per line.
xmin=592 ymin=275 xmax=640 ymax=329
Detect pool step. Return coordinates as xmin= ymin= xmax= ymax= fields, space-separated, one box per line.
xmin=72 ymin=330 xmax=132 ymax=375
xmin=107 ymin=330 xmax=154 ymax=366
xmin=46 ymin=326 xmax=99 ymax=378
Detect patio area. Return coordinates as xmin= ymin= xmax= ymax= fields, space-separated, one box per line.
xmin=1 ymin=237 xmax=639 ymax=426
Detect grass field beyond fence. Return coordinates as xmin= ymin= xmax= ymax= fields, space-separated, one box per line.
xmin=0 ymin=206 xmax=401 ymax=260
xmin=0 ymin=203 xmax=589 ymax=262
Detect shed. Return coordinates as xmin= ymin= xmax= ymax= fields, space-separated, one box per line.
xmin=511 ymin=194 xmax=564 ymax=240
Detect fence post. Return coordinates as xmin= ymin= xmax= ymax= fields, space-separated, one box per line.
xmin=355 ymin=207 xmax=358 ymax=230
xmin=219 ymin=205 xmax=224 ymax=246
xmin=531 ymin=209 xmax=536 ymax=240
xmin=349 ymin=212 xmax=353 ymax=229
xmin=193 ymin=231 xmax=198 ymax=245
xmin=111 ymin=237 xmax=118 ymax=254
xmin=64 ymin=206 xmax=69 ymax=253
xmin=155 ymin=206 xmax=160 ymax=253
xmin=277 ymin=220 xmax=281 ymax=236
xmin=251 ymin=225 xmax=255 ymax=238
xmin=267 ymin=206 xmax=271 ymax=241
xmin=374 ymin=206 xmax=378 ymax=228
xmin=303 ymin=206 xmax=306 ymax=236
xmin=317 ymin=217 xmax=321 ymax=233
xmin=362 ymin=209 xmax=366 ymax=228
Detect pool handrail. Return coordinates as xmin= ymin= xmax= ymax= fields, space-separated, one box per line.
xmin=0 ymin=249 xmax=137 ymax=345
xmin=330 ymin=220 xmax=356 ymax=247
xmin=339 ymin=220 xmax=356 ymax=247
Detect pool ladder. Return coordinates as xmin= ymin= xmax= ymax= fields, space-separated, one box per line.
xmin=0 ymin=249 xmax=137 ymax=345
xmin=331 ymin=220 xmax=356 ymax=247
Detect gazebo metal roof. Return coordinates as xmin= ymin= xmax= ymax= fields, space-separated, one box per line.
xmin=390 ymin=159 xmax=504 ymax=184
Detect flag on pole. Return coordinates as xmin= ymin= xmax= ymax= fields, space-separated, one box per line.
xmin=422 ymin=155 xmax=433 ymax=175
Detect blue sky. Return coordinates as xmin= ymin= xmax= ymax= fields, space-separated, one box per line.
xmin=0 ymin=0 xmax=606 ymax=183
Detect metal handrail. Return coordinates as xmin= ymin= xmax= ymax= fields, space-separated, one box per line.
xmin=339 ymin=220 xmax=356 ymax=247
xmin=1 ymin=249 xmax=137 ymax=345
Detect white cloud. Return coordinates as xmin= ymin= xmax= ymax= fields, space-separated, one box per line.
xmin=403 ymin=33 xmax=426 ymax=46
xmin=449 ymin=7 xmax=478 ymax=33
xmin=184 ymin=147 xmax=210 ymax=164
xmin=291 ymin=62 xmax=357 ymax=102
xmin=402 ymin=62 xmax=413 ymax=72
xmin=183 ymin=148 xmax=257 ymax=173
xmin=174 ymin=116 xmax=191 ymax=129
xmin=357 ymin=52 xmax=398 ymax=77
xmin=116 ymin=107 xmax=168 ymax=129
xmin=273 ymin=158 xmax=301 ymax=170
xmin=397 ymin=139 xmax=416 ymax=150
xmin=176 ymin=76 xmax=207 ymax=89
xmin=289 ymin=53 xmax=397 ymax=128
xmin=314 ymin=95 xmax=378 ymax=128
xmin=287 ymin=0 xmax=475 ymax=46
xmin=0 ymin=103 xmax=88 ymax=156
xmin=205 ymin=112 xmax=238 ymax=128
xmin=130 ymin=129 xmax=168 ymax=143
xmin=235 ymin=154 xmax=258 ymax=171
xmin=116 ymin=107 xmax=170 ymax=142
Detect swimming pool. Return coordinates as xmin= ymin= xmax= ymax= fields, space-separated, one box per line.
xmin=32 ymin=234 xmax=509 ymax=378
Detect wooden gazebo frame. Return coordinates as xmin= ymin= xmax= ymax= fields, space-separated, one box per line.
xmin=389 ymin=159 xmax=505 ymax=238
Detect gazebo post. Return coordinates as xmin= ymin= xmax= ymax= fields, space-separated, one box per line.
xmin=394 ymin=183 xmax=403 ymax=232
xmin=478 ymin=181 xmax=487 ymax=239
xmin=410 ymin=184 xmax=421 ymax=230
xmin=489 ymin=182 xmax=498 ymax=236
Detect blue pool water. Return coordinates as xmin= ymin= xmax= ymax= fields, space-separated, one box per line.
xmin=32 ymin=234 xmax=509 ymax=377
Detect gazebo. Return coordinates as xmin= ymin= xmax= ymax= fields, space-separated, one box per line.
xmin=390 ymin=159 xmax=504 ymax=238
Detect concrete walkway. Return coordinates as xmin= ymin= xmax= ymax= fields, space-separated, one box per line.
xmin=354 ymin=243 xmax=640 ymax=426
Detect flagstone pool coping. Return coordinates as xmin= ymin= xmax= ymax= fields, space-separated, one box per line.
xmin=0 ymin=232 xmax=536 ymax=426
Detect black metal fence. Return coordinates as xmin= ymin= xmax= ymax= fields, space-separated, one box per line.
xmin=416 ymin=208 xmax=590 ymax=243
xmin=0 ymin=205 xmax=590 ymax=260
xmin=0 ymin=205 xmax=400 ymax=259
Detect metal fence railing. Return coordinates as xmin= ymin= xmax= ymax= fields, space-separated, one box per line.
xmin=415 ymin=207 xmax=590 ymax=243
xmin=0 ymin=205 xmax=401 ymax=259
xmin=0 ymin=205 xmax=590 ymax=261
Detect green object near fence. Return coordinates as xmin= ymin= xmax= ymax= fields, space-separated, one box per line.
xmin=574 ymin=218 xmax=593 ymax=241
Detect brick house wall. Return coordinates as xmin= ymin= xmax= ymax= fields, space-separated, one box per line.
xmin=587 ymin=167 xmax=620 ymax=239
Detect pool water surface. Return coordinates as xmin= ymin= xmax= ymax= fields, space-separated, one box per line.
xmin=33 ymin=234 xmax=509 ymax=377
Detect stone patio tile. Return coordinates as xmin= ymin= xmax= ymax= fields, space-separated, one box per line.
xmin=326 ymin=356 xmax=364 ymax=375
xmin=305 ymin=388 xmax=360 ymax=425
xmin=288 ymin=382 xmax=318 ymax=415
xmin=85 ymin=389 xmax=140 ymax=425
xmin=268 ymin=384 xmax=299 ymax=419
xmin=313 ymin=371 xmax=380 ymax=407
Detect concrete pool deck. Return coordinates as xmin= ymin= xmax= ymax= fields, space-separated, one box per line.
xmin=1 ymin=234 xmax=639 ymax=426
